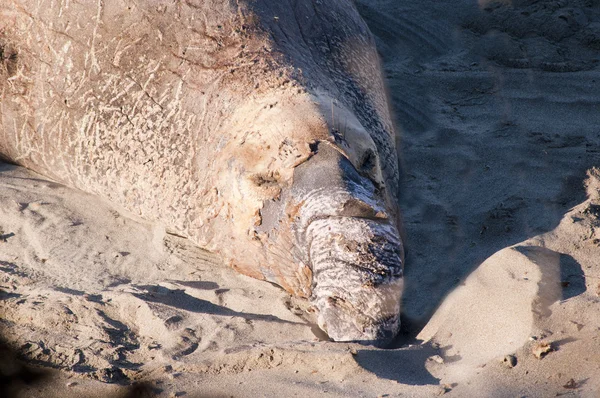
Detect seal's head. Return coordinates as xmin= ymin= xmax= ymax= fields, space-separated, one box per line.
xmin=215 ymin=94 xmax=403 ymax=346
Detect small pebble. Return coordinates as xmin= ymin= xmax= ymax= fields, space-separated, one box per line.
xmin=66 ymin=381 xmax=77 ymax=387
xmin=502 ymin=355 xmax=517 ymax=368
xmin=532 ymin=341 xmax=552 ymax=359
xmin=570 ymin=321 xmax=584 ymax=331
xmin=437 ymin=384 xmax=452 ymax=395
xmin=429 ymin=355 xmax=444 ymax=364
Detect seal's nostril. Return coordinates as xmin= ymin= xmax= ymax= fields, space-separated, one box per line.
xmin=341 ymin=198 xmax=387 ymax=219
xmin=359 ymin=149 xmax=377 ymax=173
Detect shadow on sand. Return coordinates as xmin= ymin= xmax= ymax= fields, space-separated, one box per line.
xmin=354 ymin=343 xmax=440 ymax=385
xmin=131 ymin=284 xmax=302 ymax=325
xmin=352 ymin=0 xmax=599 ymax=385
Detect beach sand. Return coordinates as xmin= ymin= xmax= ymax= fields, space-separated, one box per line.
xmin=2 ymin=0 xmax=600 ymax=396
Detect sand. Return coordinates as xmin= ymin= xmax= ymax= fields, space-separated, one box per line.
xmin=2 ymin=0 xmax=600 ymax=397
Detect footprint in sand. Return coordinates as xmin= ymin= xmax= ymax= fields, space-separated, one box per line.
xmin=170 ymin=328 xmax=201 ymax=360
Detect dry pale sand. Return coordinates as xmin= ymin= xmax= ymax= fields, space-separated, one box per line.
xmin=2 ymin=0 xmax=600 ymax=397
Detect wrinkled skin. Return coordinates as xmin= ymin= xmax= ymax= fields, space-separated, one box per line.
xmin=0 ymin=0 xmax=404 ymax=344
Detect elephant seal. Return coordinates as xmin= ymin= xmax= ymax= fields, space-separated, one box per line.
xmin=0 ymin=0 xmax=404 ymax=344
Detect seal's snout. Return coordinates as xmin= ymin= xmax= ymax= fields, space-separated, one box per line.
xmin=289 ymin=142 xmax=404 ymax=345
xmin=318 ymin=300 xmax=399 ymax=347
xmin=308 ymin=217 xmax=404 ymax=345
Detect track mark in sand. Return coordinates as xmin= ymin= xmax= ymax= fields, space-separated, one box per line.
xmin=355 ymin=2 xmax=450 ymax=57
xmin=105 ymin=276 xmax=132 ymax=288
xmin=484 ymin=69 xmax=600 ymax=100
xmin=97 ymin=310 xmax=137 ymax=345
xmin=164 ymin=314 xmax=186 ymax=330
xmin=528 ymin=131 xmax=588 ymax=150
xmin=0 ymin=260 xmax=28 ymax=278
xmin=163 ymin=233 xmax=223 ymax=270
xmin=389 ymin=92 xmax=434 ymax=133
xmin=53 ymin=286 xmax=104 ymax=304
xmin=95 ymin=309 xmax=142 ymax=373
xmin=20 ymin=341 xmax=86 ymax=370
xmin=213 ymin=288 xmax=230 ymax=306
xmin=462 ymin=1 xmax=600 ymax=72
xmin=171 ymin=328 xmax=201 ymax=359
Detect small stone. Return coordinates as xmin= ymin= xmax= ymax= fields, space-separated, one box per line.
xmin=429 ymin=355 xmax=444 ymax=364
xmin=66 ymin=381 xmax=77 ymax=387
xmin=570 ymin=321 xmax=584 ymax=331
xmin=532 ymin=341 xmax=552 ymax=359
xmin=502 ymin=355 xmax=517 ymax=368
xmin=437 ymin=384 xmax=452 ymax=395
xmin=563 ymin=378 xmax=577 ymax=389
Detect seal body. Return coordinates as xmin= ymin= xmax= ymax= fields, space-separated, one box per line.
xmin=0 ymin=0 xmax=404 ymax=344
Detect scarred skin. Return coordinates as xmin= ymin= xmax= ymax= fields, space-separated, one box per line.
xmin=0 ymin=0 xmax=404 ymax=344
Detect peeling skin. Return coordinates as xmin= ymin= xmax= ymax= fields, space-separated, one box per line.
xmin=0 ymin=0 xmax=404 ymax=344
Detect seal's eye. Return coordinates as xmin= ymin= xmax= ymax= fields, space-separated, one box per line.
xmin=248 ymin=171 xmax=282 ymax=199
xmin=249 ymin=172 xmax=279 ymax=188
